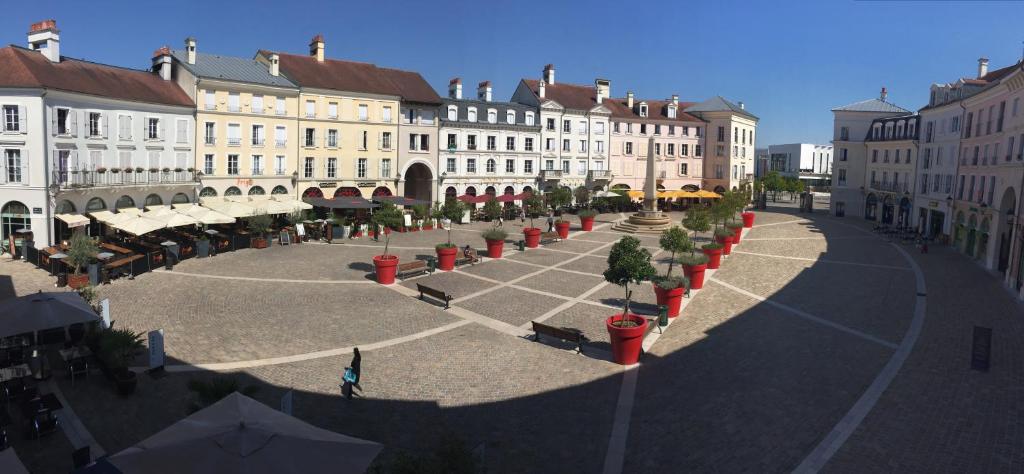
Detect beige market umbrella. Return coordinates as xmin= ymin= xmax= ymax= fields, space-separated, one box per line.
xmin=144 ymin=207 xmax=177 ymax=218
xmin=189 ymin=209 xmax=236 ymax=225
xmin=88 ymin=210 xmax=117 ymax=223
xmin=112 ymin=215 xmax=166 ymax=236
xmin=271 ymin=195 xmax=314 ymax=211
xmin=56 ymin=213 xmax=90 ymax=228
xmin=149 ymin=212 xmax=200 ymax=228
xmin=118 ymin=207 xmax=144 ymax=215
xmin=247 ymin=198 xmax=292 ymax=215
xmin=106 ymin=392 xmax=382 ymax=474
xmin=206 ymin=201 xmax=256 ymax=218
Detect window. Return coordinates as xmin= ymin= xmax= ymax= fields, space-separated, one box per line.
xmin=506 ymin=111 xmax=515 ymax=124
xmin=838 ymin=169 xmax=846 ymax=186
xmin=933 ymin=173 xmax=941 ymax=193
xmin=695 ymin=145 xmax=702 ymax=157
xmin=144 ymin=117 xmax=159 ymax=140
xmin=920 ymin=174 xmax=928 ymax=194
xmin=681 ymin=144 xmax=689 ymax=156
xmin=228 ymin=124 xmax=241 ymax=146
xmin=717 ymin=126 xmax=725 ymax=141
xmin=680 ymin=163 xmax=688 ymax=175
xmin=304 ymin=157 xmax=314 ymax=178
xmin=505 ymin=159 xmax=515 ymax=173
xmin=988 ymin=176 xmax=995 ymax=205
xmin=525 ymin=137 xmax=534 ymax=152
xmin=275 ymin=155 xmax=285 ymax=175
xmin=252 ymin=95 xmax=264 ymax=114
xmin=203 ymin=154 xmax=214 ymax=175
xmin=732 ymin=165 xmax=738 ymax=179
xmin=524 ymin=160 xmax=533 ymax=174
xmin=275 ymin=97 xmax=286 ymax=115
xmin=655 ymin=143 xmax=661 ymax=155
xmin=305 ymin=100 xmax=316 ymax=118
xmin=447 ymin=106 xmax=457 ymax=121
xmin=176 ymin=119 xmax=188 ymax=144
xmin=625 ymin=142 xmax=633 ymax=155
xmin=840 ymin=148 xmax=847 ymax=161
xmin=326 ymin=157 xmax=337 ymax=178
xmin=487 ymin=110 xmax=497 ymax=124
xmin=447 ymin=134 xmax=457 ymax=150
xmin=578 ymin=120 xmax=587 ymax=134
xmin=506 ymin=137 xmax=516 ymax=151
xmin=383 ymin=106 xmax=392 ymax=123
xmin=358 ymin=104 xmax=368 ymax=121
xmin=546 ymin=118 xmax=555 ymax=131
xmin=468 ymin=108 xmax=477 ymax=122
xmin=715 ymin=165 xmax=723 ymax=179
xmin=667 ymin=144 xmax=675 ymax=156
xmin=545 ymin=138 xmax=553 ymax=151
xmin=525 ymin=112 xmax=534 ymax=126
xmin=227 ymin=93 xmax=240 ymax=113
xmin=577 ymin=160 xmax=587 ymax=175
xmin=304 ymin=128 xmax=315 ymax=147
xmin=468 ymin=135 xmax=478 ymax=150
xmin=872 ymin=150 xmax=878 ymax=163
xmin=419 ymin=134 xmax=429 ymax=151
xmin=362 ymin=131 xmax=368 ymax=150
xmin=562 ymin=139 xmax=571 ymax=152
xmin=563 ymin=120 xmax=571 ymax=133
xmin=326 ymin=129 xmax=338 ymax=148
xmin=227 ymin=154 xmax=239 ymax=175
xmin=251 ymin=155 xmax=263 ymax=175
xmin=957 ymin=175 xmax=965 ymax=199
xmin=639 ymin=104 xmax=648 ymax=117
xmin=655 ymin=125 xmax=661 ymax=135
xmin=328 ymin=102 xmax=338 ymax=119
xmin=406 ymin=108 xmax=416 ymax=124
xmin=640 ymin=124 xmax=647 ymax=135
xmin=486 ymin=159 xmax=496 ymax=173
xmin=562 ymin=160 xmax=570 ymax=173
xmin=275 ymin=126 xmax=287 ymax=147
xmin=446 ymin=157 xmax=456 ymax=173
xmin=544 ymin=159 xmax=554 ymax=170
xmin=596 ymin=141 xmax=604 ymax=153
xmin=357 ymin=158 xmax=367 ymax=178
xmin=614 ymin=122 xmax=621 ymax=134
xmin=488 ymin=136 xmax=497 ymax=151
xmin=381 ymin=159 xmax=391 ymax=178
xmin=382 ymin=132 xmax=392 ymax=150
xmin=579 ymin=140 xmax=587 ymax=153
xmin=252 ymin=125 xmax=265 ymax=146
xmin=204 ymin=90 xmax=216 ymax=110
xmin=5 ymin=150 xmax=22 ymax=183
xmin=466 ymin=158 xmax=477 ymax=173
xmin=88 ymin=112 xmax=102 ymax=137
xmin=716 ymin=145 xmax=724 ymax=157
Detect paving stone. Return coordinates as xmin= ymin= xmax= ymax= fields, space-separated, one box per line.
xmin=516 ymin=268 xmax=604 ymax=298
xmin=458 ymin=287 xmax=566 ymax=327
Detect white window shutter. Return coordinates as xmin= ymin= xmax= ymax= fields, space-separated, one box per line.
xmin=101 ymin=113 xmax=108 ymax=138
xmin=159 ymin=119 xmax=166 ymax=140
xmin=51 ymin=109 xmax=58 ymax=136
xmin=68 ymin=110 xmax=78 ymax=137
xmin=18 ymin=105 xmax=27 ymax=133
xmin=21 ymin=150 xmax=29 ymax=184
xmin=69 ymin=150 xmax=79 ymax=170
xmin=378 ymin=132 xmax=383 ymax=150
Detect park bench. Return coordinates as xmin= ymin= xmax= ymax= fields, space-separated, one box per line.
xmin=540 ymin=232 xmax=561 ymax=245
xmin=396 ymin=260 xmax=431 ymax=280
xmin=531 ymin=321 xmax=587 ymax=354
xmin=455 ymin=248 xmax=480 ymax=267
xmin=416 ymin=284 xmax=452 ymax=309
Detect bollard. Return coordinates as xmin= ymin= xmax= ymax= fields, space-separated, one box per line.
xmin=427 ymin=257 xmax=437 ymax=273
xmin=658 ymin=305 xmax=669 ymax=328
xmin=517 ymin=240 xmax=526 ymax=251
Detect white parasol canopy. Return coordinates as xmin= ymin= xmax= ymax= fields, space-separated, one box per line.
xmin=0 ymin=291 xmax=100 ymax=339
xmin=148 ymin=212 xmax=200 ymax=228
xmin=111 ymin=215 xmax=166 ymax=236
xmin=189 ymin=209 xmax=236 ymax=225
xmin=117 ymin=207 xmax=144 ymax=215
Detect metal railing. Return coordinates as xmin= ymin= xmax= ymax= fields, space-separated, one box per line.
xmin=540 ymin=170 xmax=563 ymax=179
xmin=588 ymin=170 xmax=612 ymax=180
xmin=52 ymin=169 xmax=197 ymax=189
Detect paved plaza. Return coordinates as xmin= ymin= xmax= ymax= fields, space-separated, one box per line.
xmin=2 ymin=204 xmax=1023 ymax=473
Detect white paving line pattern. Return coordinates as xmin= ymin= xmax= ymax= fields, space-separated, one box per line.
xmin=730 ymin=250 xmax=913 ymax=271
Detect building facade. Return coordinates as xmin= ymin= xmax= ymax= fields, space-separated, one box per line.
xmin=914 ymin=78 xmax=972 ymax=240
xmin=384 ymin=68 xmax=442 ymax=203
xmin=765 ymin=143 xmax=833 ymax=189
xmin=605 ymin=93 xmax=705 ymax=193
xmin=438 ymin=79 xmax=541 ymax=202
xmin=864 ymin=114 xmax=919 ymax=226
xmin=684 ymin=96 xmax=758 ymax=192
xmin=0 ymin=21 xmax=195 ymax=249
xmin=510 ymin=65 xmax=612 ymax=193
xmin=168 ymin=39 xmax=300 ymax=200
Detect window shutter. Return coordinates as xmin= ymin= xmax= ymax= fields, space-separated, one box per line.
xmin=18 ymin=105 xmax=27 ymax=133
xmin=159 ymin=119 xmax=166 ymax=140
xmin=21 ymin=150 xmax=29 ymax=184
xmin=101 ymin=113 xmax=108 ymax=138
xmin=51 ymin=109 xmax=58 ymax=135
xmin=68 ymin=110 xmax=78 ymax=137
xmin=378 ymin=132 xmax=383 ymax=150
xmin=69 ymin=150 xmax=79 ymax=170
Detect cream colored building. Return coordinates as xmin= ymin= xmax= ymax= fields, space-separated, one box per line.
xmin=685 ymin=97 xmax=758 ymax=192
xmin=169 ymin=38 xmax=300 ymax=199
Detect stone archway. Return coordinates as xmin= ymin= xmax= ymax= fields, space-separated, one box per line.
xmin=403 ymin=162 xmax=433 ymax=203
xmin=713 ymin=185 xmax=726 ymax=193
xmin=301 ymin=187 xmax=323 ymax=198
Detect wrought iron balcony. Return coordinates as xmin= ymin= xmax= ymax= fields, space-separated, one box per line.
xmin=52 ymin=168 xmax=198 ymax=189
xmin=540 ymin=170 xmax=563 ymax=180
xmin=588 ymin=170 xmax=612 ymax=181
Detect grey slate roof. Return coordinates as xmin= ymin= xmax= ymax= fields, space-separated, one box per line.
xmin=440 ymin=97 xmax=541 ymax=129
xmin=832 ymin=98 xmax=910 ymax=113
xmin=171 ymin=50 xmax=296 ymax=88
xmin=684 ymin=96 xmax=758 ymax=120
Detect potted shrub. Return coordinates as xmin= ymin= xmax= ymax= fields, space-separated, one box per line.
xmin=742 ymin=210 xmax=756 ymax=228
xmin=702 ymin=242 xmax=724 ymax=269
xmin=482 ymin=227 xmax=508 ymax=258
xmin=482 ymin=197 xmax=502 ymax=224
xmin=371 ymin=201 xmax=405 ymax=284
xmin=652 ymin=226 xmax=691 ymax=318
xmin=679 ymin=252 xmax=709 ymax=290
xmin=714 ymin=227 xmax=734 ymax=255
xmin=246 ymin=213 xmax=273 ymax=249
xmin=522 ymin=193 xmax=546 ymax=248
xmin=196 ymin=233 xmax=210 ymax=258
xmin=436 ymin=199 xmax=465 ymax=270
xmin=149 ymin=167 xmax=159 ymax=173
xmin=603 ymin=236 xmax=656 ymax=365
xmin=96 ymin=167 xmax=107 ymax=174
xmin=135 ymin=166 xmax=144 ymax=173
xmin=110 ymin=168 xmax=121 ymax=174
xmin=574 ymin=186 xmax=591 ymax=210
xmin=65 ymin=232 xmax=98 ymax=290
xmin=578 ymin=208 xmax=597 ymax=231
xmin=98 ymin=326 xmax=145 ymax=395
xmin=554 ymin=217 xmax=571 ymax=239
xmin=124 ymin=167 xmax=134 ymax=174
xmin=727 ymin=221 xmax=744 ymax=245
xmin=413 ymin=204 xmax=432 ymax=230
xmin=162 ymin=167 xmax=171 ymax=173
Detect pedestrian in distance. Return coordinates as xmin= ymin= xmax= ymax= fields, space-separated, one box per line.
xmin=340 ymin=347 xmax=362 ymax=400
xmin=547 ymin=212 xmax=554 ymax=232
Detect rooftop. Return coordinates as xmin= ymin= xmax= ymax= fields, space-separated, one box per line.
xmin=170 ymin=49 xmax=296 ymax=88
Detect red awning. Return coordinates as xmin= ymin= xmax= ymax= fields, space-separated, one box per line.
xmin=511 ymin=192 xmax=532 ymax=201
xmin=457 ymin=194 xmax=489 ymax=204
xmin=496 ymin=194 xmax=516 ymax=203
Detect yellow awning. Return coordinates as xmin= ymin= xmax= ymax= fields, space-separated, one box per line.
xmin=677 ymin=191 xmax=700 ymax=198
xmin=56 ymin=213 xmax=90 ymax=228
xmin=695 ymin=190 xmax=722 ymax=198
xmin=626 ymin=190 xmax=645 ymax=198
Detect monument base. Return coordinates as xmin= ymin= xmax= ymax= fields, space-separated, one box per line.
xmin=613 ymin=210 xmax=672 ymax=234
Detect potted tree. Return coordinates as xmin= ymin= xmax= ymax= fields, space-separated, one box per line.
xmin=714 ymin=227 xmax=735 ymax=255
xmin=738 ymin=183 xmax=756 ymax=227
xmin=414 ymin=204 xmax=433 ymax=230
xmin=522 ymin=193 xmax=546 ymax=248
xmin=99 ymin=326 xmax=145 ymax=395
xmin=681 ymin=205 xmax=712 ymax=288
xmin=436 ymin=199 xmax=465 ymax=270
xmin=65 ymin=232 xmax=98 ymax=290
xmin=246 ymin=213 xmax=273 ymax=249
xmin=652 ymin=226 xmax=691 ymax=318
xmin=549 ymin=187 xmax=573 ymax=238
xmin=709 ymin=199 xmax=734 ymax=255
xmin=604 ymin=236 xmax=656 ymax=365
xmin=678 ymin=252 xmax=709 ymax=290
xmin=371 ymin=201 xmax=405 ymax=284
xmin=482 ymin=197 xmax=502 ymax=224
xmin=578 ymin=209 xmax=598 ymax=232
xmin=702 ymin=241 xmax=724 ymax=270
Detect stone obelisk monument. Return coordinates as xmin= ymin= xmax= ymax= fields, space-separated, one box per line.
xmin=614 ymin=137 xmax=671 ymax=233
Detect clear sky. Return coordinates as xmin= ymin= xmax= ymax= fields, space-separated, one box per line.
xmin=4 ymin=0 xmax=1023 ymax=146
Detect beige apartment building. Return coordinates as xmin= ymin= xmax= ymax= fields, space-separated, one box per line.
xmin=685 ymin=97 xmax=758 ymax=192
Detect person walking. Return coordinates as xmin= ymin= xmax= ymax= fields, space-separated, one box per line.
xmin=340 ymin=347 xmax=362 ymax=399
xmin=497 ymin=213 xmax=503 ymax=227
xmin=546 ymin=212 xmax=554 ymax=233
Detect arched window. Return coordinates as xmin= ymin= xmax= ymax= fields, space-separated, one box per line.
xmin=171 ymin=193 xmax=190 ymax=204
xmin=486 ymin=159 xmax=496 ymax=173
xmin=447 ymin=106 xmax=458 ymax=121
xmin=224 ymin=187 xmax=242 ymax=196
xmin=445 ymin=186 xmax=457 ymax=201
xmin=248 ymin=186 xmax=266 ymax=195
xmin=334 ymin=187 xmax=360 ymax=198
xmin=115 ymin=195 xmax=136 ymax=209
xmin=1 ymin=201 xmax=31 ymax=243
xmin=506 ymin=110 xmax=515 ymax=124
xmin=302 ymin=187 xmax=323 ymax=198
xmin=199 ymin=187 xmax=218 ymax=197
xmin=487 ymin=109 xmax=497 ymax=123
xmin=465 ymin=186 xmax=477 ymax=196
xmin=144 ymin=194 xmax=163 ymax=206
xmin=271 ymin=186 xmax=289 ymax=195
xmin=55 ymin=200 xmax=76 ymax=214
xmin=467 ymin=107 xmax=477 ymax=122
xmin=525 ymin=112 xmax=535 ymax=126
xmin=522 ymin=186 xmax=533 ymax=194
xmin=372 ymin=186 xmax=392 ymax=197
xmin=485 ymin=186 xmax=496 ymax=197
xmin=85 ymin=197 xmax=107 ymax=211
xmin=503 ymin=186 xmax=515 ymax=196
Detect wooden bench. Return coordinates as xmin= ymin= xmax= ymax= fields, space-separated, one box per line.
xmin=416 ymin=284 xmax=452 ymax=309
xmin=531 ymin=321 xmax=587 ymax=354
xmin=454 ymin=248 xmax=480 ymax=267
xmin=540 ymin=232 xmax=561 ymax=245
xmin=396 ymin=260 xmax=430 ymax=280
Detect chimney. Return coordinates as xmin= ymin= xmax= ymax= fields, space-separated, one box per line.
xmin=543 ymin=64 xmax=555 ymax=85
xmin=977 ymin=57 xmax=989 ymax=78
xmin=185 ymin=37 xmax=196 ymax=65
xmin=269 ymin=53 xmax=280 ymax=76
xmin=880 ymin=87 xmax=888 ymax=102
xmin=152 ymin=46 xmax=172 ymax=81
xmin=627 ymin=91 xmax=634 ymax=109
xmin=27 ymin=20 xmax=60 ymax=63
xmin=738 ymin=101 xmax=745 ymax=110
xmin=448 ymin=78 xmax=462 ymax=99
xmin=595 ymin=79 xmax=610 ymax=104
xmin=310 ymin=34 xmax=325 ymax=62
xmin=477 ymin=81 xmax=492 ymax=102
xmin=671 ymin=94 xmax=679 ymax=106
xmin=538 ymin=80 xmax=545 ymax=99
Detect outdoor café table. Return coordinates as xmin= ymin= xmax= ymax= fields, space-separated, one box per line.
xmin=100 ymin=242 xmax=133 ymax=254
xmin=0 ymin=364 xmax=32 ymax=384
xmin=21 ymin=393 xmax=62 ymax=417
xmin=0 ymin=336 xmax=30 ymax=350
xmin=59 ymin=346 xmax=92 ymax=362
xmin=96 ymin=252 xmax=115 ymax=261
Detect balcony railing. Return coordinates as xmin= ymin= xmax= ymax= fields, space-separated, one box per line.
xmin=588 ymin=170 xmax=612 ymax=181
xmin=204 ymin=137 xmax=216 ymax=145
xmin=52 ymin=168 xmax=198 ymax=189
xmin=540 ymin=170 xmax=563 ymax=180
xmin=869 ymin=181 xmax=909 ymax=193
xmin=276 ymin=140 xmax=287 ymax=148
xmin=227 ymin=138 xmax=241 ymax=146
xmin=252 ymin=139 xmax=265 ymax=146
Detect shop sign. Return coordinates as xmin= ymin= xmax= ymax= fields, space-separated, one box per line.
xmin=319 ymin=182 xmax=338 ymax=188
xmin=357 ymin=182 xmax=376 ymax=188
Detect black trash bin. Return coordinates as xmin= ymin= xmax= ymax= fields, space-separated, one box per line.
xmin=161 ymin=241 xmax=179 ymax=270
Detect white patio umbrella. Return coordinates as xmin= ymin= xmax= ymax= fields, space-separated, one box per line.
xmin=210 ymin=201 xmax=257 ymax=218
xmin=247 ymin=198 xmax=292 ymax=215
xmin=593 ymin=190 xmax=620 ymax=198
xmin=117 ymin=207 xmax=144 ymax=215
xmin=106 ymin=392 xmax=382 ymax=474
xmin=144 ymin=207 xmax=177 ymax=218
xmin=112 ymin=215 xmax=166 ymax=236
xmin=271 ymin=195 xmax=314 ymax=211
xmin=149 ymin=212 xmax=200 ymax=228
xmin=189 ymin=209 xmax=236 ymax=225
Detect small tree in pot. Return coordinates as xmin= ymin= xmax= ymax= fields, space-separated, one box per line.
xmin=436 ymin=199 xmax=465 ymax=270
xmin=714 ymin=227 xmax=735 ymax=255
xmin=98 ymin=326 xmax=145 ymax=395
xmin=246 ymin=213 xmax=273 ymax=249
xmin=652 ymin=226 xmax=692 ymax=318
xmin=65 ymin=232 xmax=98 ymax=289
xmin=604 ymin=236 xmax=656 ymax=365
xmin=413 ymin=204 xmax=433 ymax=230
xmin=522 ymin=193 xmax=546 ymax=248
xmin=482 ymin=197 xmax=502 ymax=223
xmin=574 ymin=186 xmax=591 ymax=209
xmin=371 ymin=201 xmax=405 ymax=284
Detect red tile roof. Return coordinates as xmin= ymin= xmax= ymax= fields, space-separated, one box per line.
xmin=378 ymin=67 xmax=442 ymax=105
xmin=603 ymin=97 xmax=703 ymax=123
xmin=523 ymin=79 xmax=600 ymax=111
xmin=265 ymin=51 xmax=439 ymax=103
xmin=0 ymin=46 xmax=193 ymax=107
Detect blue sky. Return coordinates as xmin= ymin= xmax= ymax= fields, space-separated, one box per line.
xmin=4 ymin=0 xmax=1024 ymax=146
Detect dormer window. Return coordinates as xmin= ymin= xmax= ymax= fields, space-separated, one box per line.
xmin=506 ymin=111 xmax=515 ymax=124
xmin=487 ymin=109 xmax=497 ymax=124
xmin=639 ymin=103 xmax=648 ymax=117
xmin=667 ymin=105 xmax=677 ymax=119
xmin=467 ymin=107 xmax=477 ymax=122
xmin=447 ymin=106 xmax=457 ymax=121
xmin=525 ymin=112 xmax=535 ymax=126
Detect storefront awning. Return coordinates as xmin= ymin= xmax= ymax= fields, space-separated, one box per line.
xmin=55 ymin=213 xmax=90 ymax=228
xmin=303 ymin=197 xmax=378 ymax=209
xmin=373 ymin=196 xmax=429 ymax=207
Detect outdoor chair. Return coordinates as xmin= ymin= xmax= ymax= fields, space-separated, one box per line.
xmin=2 ymin=379 xmax=30 ymax=405
xmin=68 ymin=359 xmax=89 ymax=386
xmin=30 ymin=410 xmax=58 ymax=439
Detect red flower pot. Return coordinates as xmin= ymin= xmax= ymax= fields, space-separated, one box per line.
xmin=373 ymin=255 xmax=398 ymax=284
xmin=729 ymin=226 xmax=744 ymax=244
xmin=683 ymin=263 xmax=707 ymax=290
xmin=485 ymin=239 xmax=504 ymax=258
xmin=742 ymin=212 xmax=755 ymax=228
xmin=716 ymin=235 xmax=733 ymax=255
xmin=523 ymin=228 xmax=541 ymax=248
xmin=555 ymin=221 xmax=570 ymax=239
xmin=653 ymin=282 xmax=685 ymax=318
xmin=436 ymin=246 xmax=458 ymax=270
xmin=606 ymin=314 xmax=648 ymax=365
xmin=411 ymin=227 xmax=419 ymax=232
xmin=423 ymin=225 xmax=433 ymax=231
xmin=68 ymin=273 xmax=90 ymax=290
xmin=703 ymin=247 xmax=723 ymax=269
xmin=580 ymin=216 xmax=595 ymax=231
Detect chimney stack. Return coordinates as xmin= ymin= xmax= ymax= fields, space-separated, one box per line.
xmin=880 ymin=87 xmax=888 ymax=102
xmin=477 ymin=81 xmax=492 ymax=102
xmin=738 ymin=101 xmax=745 ymax=110
xmin=448 ymin=78 xmax=462 ymax=99
xmin=152 ymin=46 xmax=172 ymax=81
xmin=269 ymin=53 xmax=280 ymax=76
xmin=671 ymin=94 xmax=679 ymax=106
xmin=595 ymin=79 xmax=610 ymax=104
xmin=543 ymin=64 xmax=555 ymax=85
xmin=27 ymin=20 xmax=60 ymax=63
xmin=627 ymin=91 xmax=634 ymax=109
xmin=538 ymin=80 xmax=545 ymax=99
xmin=977 ymin=57 xmax=989 ymax=78
xmin=185 ymin=37 xmax=196 ymax=65
xmin=310 ymin=34 xmax=325 ymax=62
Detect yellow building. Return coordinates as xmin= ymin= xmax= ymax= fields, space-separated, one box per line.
xmin=170 ymin=38 xmax=301 ymax=198
xmin=259 ymin=35 xmax=437 ymax=199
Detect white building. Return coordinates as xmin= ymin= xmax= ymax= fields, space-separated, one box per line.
xmin=684 ymin=97 xmax=758 ymax=192
xmin=0 ymin=20 xmax=196 ymax=249
xmin=511 ymin=65 xmax=612 ymax=192
xmin=766 ymin=143 xmax=833 ymax=188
